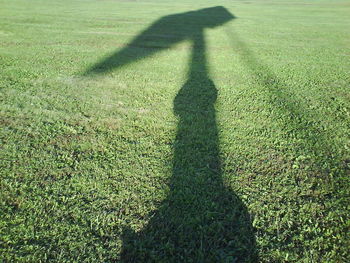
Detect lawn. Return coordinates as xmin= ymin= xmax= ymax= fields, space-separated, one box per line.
xmin=0 ymin=0 xmax=349 ymax=262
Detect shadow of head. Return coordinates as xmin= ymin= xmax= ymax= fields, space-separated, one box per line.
xmin=165 ymin=6 xmax=235 ymax=29
xmin=84 ymin=6 xmax=235 ymax=75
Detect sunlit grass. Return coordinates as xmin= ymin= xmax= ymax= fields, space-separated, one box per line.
xmin=1 ymin=0 xmax=349 ymax=262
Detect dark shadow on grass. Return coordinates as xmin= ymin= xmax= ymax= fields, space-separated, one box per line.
xmin=85 ymin=6 xmax=257 ymax=262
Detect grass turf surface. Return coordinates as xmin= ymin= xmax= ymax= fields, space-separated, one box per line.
xmin=1 ymin=0 xmax=350 ymax=262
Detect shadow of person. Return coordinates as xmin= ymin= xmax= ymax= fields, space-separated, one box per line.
xmin=85 ymin=6 xmax=257 ymax=262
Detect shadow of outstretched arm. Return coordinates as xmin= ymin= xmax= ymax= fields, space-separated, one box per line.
xmin=84 ymin=6 xmax=236 ymax=75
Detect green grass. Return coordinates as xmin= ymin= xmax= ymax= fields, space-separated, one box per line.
xmin=1 ymin=0 xmax=349 ymax=262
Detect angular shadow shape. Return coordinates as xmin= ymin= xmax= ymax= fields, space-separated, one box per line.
xmin=85 ymin=7 xmax=257 ymax=262
xmin=85 ymin=6 xmax=234 ymax=75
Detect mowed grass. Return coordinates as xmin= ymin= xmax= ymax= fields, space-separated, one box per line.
xmin=1 ymin=0 xmax=349 ymax=262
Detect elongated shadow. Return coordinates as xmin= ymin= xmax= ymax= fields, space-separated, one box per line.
xmin=85 ymin=7 xmax=257 ymax=261
xmin=121 ymin=23 xmax=256 ymax=263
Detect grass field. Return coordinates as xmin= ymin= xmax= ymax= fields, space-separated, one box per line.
xmin=1 ymin=0 xmax=349 ymax=262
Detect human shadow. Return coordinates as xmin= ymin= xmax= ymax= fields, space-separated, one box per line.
xmin=85 ymin=7 xmax=257 ymax=262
